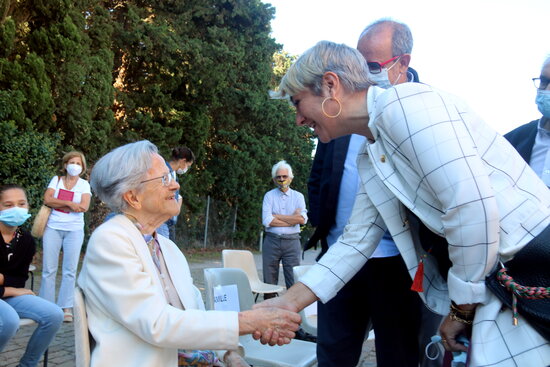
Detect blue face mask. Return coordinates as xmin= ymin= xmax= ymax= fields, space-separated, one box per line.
xmin=536 ymin=89 xmax=550 ymax=118
xmin=0 ymin=207 xmax=31 ymax=227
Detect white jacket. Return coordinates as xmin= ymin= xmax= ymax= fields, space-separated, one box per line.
xmin=78 ymin=215 xmax=239 ymax=367
xmin=302 ymin=83 xmax=550 ymax=366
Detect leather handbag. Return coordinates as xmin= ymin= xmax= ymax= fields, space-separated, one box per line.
xmin=31 ymin=176 xmax=61 ymax=238
xmin=31 ymin=204 xmax=52 ymax=238
xmin=485 ymin=225 xmax=550 ymax=341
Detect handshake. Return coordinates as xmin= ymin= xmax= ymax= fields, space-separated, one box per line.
xmin=239 ymin=282 xmax=317 ymax=346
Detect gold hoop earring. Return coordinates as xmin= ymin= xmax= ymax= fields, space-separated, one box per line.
xmin=321 ymin=97 xmax=342 ymax=118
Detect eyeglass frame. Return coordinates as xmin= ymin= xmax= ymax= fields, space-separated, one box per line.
xmin=533 ymin=76 xmax=550 ymax=90
xmin=367 ymin=55 xmax=403 ymax=74
xmin=140 ymin=172 xmax=173 ymax=187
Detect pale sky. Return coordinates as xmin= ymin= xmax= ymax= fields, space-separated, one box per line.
xmin=262 ymin=0 xmax=549 ymax=134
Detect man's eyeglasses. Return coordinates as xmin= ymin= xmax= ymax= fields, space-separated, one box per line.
xmin=367 ymin=55 xmax=402 ymax=74
xmin=533 ymin=76 xmax=550 ymax=90
xmin=140 ymin=172 xmax=173 ymax=187
xmin=275 ymin=175 xmax=289 ymax=180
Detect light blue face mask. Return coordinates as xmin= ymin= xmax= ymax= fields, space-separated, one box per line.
xmin=536 ymin=89 xmax=550 ymax=118
xmin=0 ymin=207 xmax=31 ymax=227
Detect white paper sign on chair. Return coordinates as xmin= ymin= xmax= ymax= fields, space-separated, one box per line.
xmin=213 ymin=284 xmax=240 ymax=312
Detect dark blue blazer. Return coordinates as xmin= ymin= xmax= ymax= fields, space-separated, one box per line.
xmin=305 ymin=135 xmax=351 ymax=255
xmin=504 ymin=119 xmax=538 ymax=164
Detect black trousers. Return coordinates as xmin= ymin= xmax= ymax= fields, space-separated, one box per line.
xmin=316 ymin=255 xmax=442 ymax=367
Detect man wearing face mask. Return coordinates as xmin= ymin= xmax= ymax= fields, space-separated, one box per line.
xmin=157 ymin=146 xmax=195 ymax=241
xmin=261 ymin=160 xmax=307 ymax=296
xmin=505 ymin=55 xmax=550 ymax=187
xmin=357 ymin=18 xmax=418 ymax=88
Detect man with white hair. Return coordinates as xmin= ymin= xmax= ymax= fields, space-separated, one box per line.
xmin=505 ymin=55 xmax=550 ymax=186
xmin=261 ymin=160 xmax=307 ymax=294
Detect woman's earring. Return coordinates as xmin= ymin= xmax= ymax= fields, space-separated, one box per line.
xmin=321 ymin=97 xmax=342 ymax=118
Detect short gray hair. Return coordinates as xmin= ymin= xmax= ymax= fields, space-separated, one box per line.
xmin=90 ymin=140 xmax=158 ymax=212
xmin=359 ymin=18 xmax=413 ymax=56
xmin=273 ymin=41 xmax=372 ymax=99
xmin=542 ymin=55 xmax=550 ymax=71
xmin=271 ymin=160 xmax=294 ymax=179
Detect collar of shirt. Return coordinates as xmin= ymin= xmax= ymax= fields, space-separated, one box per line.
xmin=538 ymin=116 xmax=550 ymax=134
xmin=278 ymin=187 xmax=292 ymax=196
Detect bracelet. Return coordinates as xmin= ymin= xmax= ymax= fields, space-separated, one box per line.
xmin=449 ymin=311 xmax=473 ymax=325
xmin=449 ymin=302 xmax=475 ymax=324
xmin=450 ymin=301 xmax=475 ymax=316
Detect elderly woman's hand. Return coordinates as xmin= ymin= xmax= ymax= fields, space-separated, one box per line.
xmin=238 ymin=307 xmax=301 ymax=346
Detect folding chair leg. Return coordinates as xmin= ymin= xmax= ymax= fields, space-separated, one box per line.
xmin=43 ymin=348 xmax=48 ymax=367
xmin=254 ymin=293 xmax=259 ymax=302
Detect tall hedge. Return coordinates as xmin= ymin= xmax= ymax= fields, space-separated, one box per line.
xmin=0 ymin=0 xmax=314 ymax=247
xmin=0 ymin=121 xmax=60 ymax=213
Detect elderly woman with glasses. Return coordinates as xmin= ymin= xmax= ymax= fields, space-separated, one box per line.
xmin=78 ymin=140 xmax=301 ymax=367
xmin=255 ymin=41 xmax=550 ymax=366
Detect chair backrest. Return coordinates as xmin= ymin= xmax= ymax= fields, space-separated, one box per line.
xmin=222 ymin=249 xmax=262 ymax=284
xmin=74 ymin=287 xmax=92 ymax=367
xmin=203 ymin=267 xmax=254 ymax=311
xmin=204 ymin=267 xmax=317 ymax=367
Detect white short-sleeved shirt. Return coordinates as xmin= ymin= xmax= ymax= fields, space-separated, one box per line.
xmin=46 ymin=176 xmax=91 ymax=231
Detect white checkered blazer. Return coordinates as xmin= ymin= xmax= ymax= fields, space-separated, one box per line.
xmin=302 ymin=83 xmax=550 ymax=366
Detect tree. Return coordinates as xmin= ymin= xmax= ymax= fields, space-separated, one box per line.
xmin=0 ymin=0 xmax=314 ymax=247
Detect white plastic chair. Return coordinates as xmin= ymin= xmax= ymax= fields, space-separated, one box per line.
xmin=203 ymin=267 xmax=317 ymax=367
xmin=73 ymin=287 xmax=94 ymax=367
xmin=222 ymin=249 xmax=284 ymax=301
xmin=292 ymin=265 xmax=317 ymax=337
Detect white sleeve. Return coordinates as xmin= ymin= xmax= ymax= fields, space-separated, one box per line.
xmin=300 ymin=168 xmax=385 ymax=303
xmin=47 ymin=176 xmax=59 ymax=189
xmin=376 ymin=85 xmax=499 ymax=304
xmin=80 ymin=227 xmax=239 ymax=350
xmin=261 ymin=192 xmax=274 ymax=227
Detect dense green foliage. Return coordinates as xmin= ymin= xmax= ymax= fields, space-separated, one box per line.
xmin=0 ymin=0 xmax=314 ymax=246
xmin=0 ymin=122 xmax=61 ymax=214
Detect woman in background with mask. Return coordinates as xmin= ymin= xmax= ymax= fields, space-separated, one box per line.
xmin=0 ymin=184 xmax=63 ymax=366
xmin=39 ymin=151 xmax=91 ymax=322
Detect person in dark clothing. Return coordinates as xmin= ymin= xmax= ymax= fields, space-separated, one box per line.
xmin=505 ymin=55 xmax=550 ymax=186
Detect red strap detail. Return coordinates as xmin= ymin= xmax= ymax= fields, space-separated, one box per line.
xmin=411 ymin=260 xmax=424 ymax=292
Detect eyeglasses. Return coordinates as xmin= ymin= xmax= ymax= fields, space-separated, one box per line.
xmin=140 ymin=172 xmax=173 ymax=187
xmin=533 ymin=76 xmax=550 ymax=90
xmin=275 ymin=175 xmax=289 ymax=180
xmin=367 ymin=55 xmax=402 ymax=74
